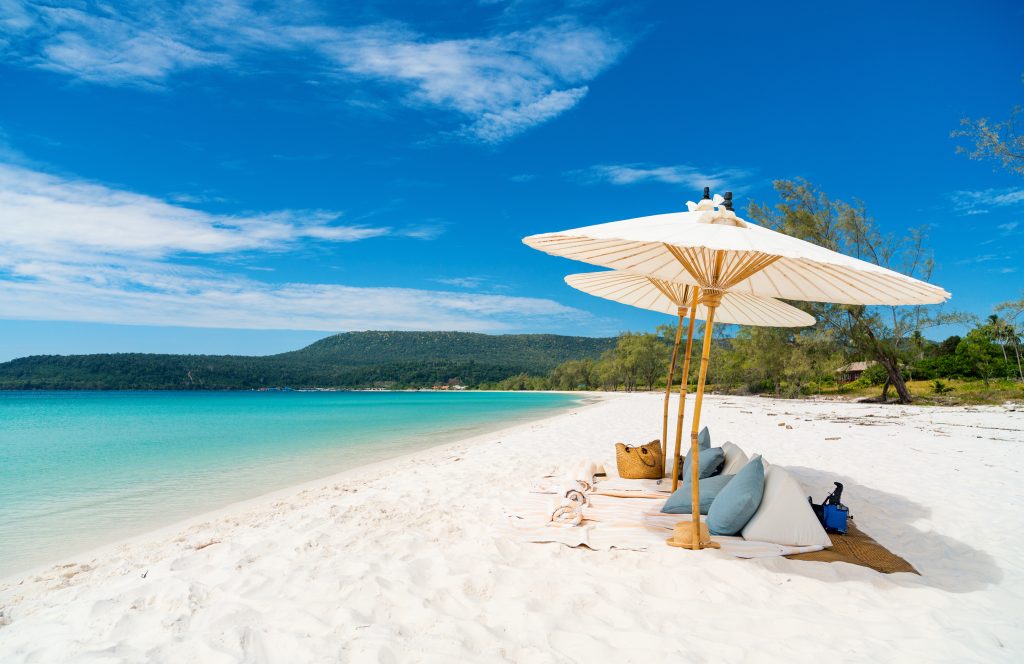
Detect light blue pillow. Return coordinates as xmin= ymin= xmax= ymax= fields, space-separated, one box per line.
xmin=698 ymin=426 xmax=711 ymax=449
xmin=707 ymin=455 xmax=765 ymax=536
xmin=661 ymin=474 xmax=735 ymax=515
xmin=681 ymin=446 xmax=725 ymax=482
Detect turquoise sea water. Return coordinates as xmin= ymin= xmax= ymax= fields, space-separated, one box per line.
xmin=0 ymin=390 xmax=579 ymax=577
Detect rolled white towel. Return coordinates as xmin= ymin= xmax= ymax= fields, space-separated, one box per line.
xmin=549 ymin=497 xmax=583 ymax=527
xmin=563 ymin=486 xmax=589 ymax=506
xmin=567 ymin=459 xmax=598 ymax=492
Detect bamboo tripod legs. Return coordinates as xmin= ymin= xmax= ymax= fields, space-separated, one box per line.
xmin=661 ymin=310 xmax=684 ymax=472
xmin=687 ymin=291 xmax=723 ymax=550
xmin=671 ymin=288 xmax=701 ymax=492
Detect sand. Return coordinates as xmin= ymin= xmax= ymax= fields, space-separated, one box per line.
xmin=0 ymin=392 xmax=1021 ymax=663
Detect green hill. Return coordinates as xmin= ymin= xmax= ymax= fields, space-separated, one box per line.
xmin=0 ymin=331 xmax=616 ymax=390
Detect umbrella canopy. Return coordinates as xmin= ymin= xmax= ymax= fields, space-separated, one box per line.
xmin=524 ymin=190 xmax=949 ymax=551
xmin=564 ymin=271 xmax=815 ymax=327
xmin=527 ymin=195 xmax=950 ymax=306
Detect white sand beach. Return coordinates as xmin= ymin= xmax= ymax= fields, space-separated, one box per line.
xmin=1 ymin=393 xmax=1021 ymax=663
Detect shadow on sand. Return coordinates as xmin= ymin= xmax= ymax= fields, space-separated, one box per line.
xmin=757 ymin=466 xmax=1002 ymax=593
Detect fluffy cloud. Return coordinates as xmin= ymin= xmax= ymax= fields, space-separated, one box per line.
xmin=577 ymin=163 xmax=753 ymax=193
xmin=1 ymin=2 xmax=627 ymax=142
xmin=951 ymin=187 xmax=1024 ymax=215
xmin=0 ymin=163 xmax=397 ymax=260
xmin=0 ymin=260 xmax=581 ymax=331
xmin=0 ymin=162 xmax=586 ymax=331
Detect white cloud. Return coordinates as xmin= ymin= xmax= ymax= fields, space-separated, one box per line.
xmin=464 ymin=86 xmax=588 ymax=143
xmin=0 ymin=260 xmax=582 ymax=331
xmin=2 ymin=2 xmax=627 ymax=142
xmin=0 ymin=161 xmax=586 ymax=331
xmin=433 ymin=276 xmax=486 ymax=288
xmin=577 ymin=163 xmax=753 ymax=193
xmin=0 ymin=163 xmax=400 ymax=260
xmin=951 ymin=187 xmax=1024 ymax=215
xmin=954 ymin=253 xmax=1012 ymax=266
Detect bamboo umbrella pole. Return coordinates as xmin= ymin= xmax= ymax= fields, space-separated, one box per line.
xmin=688 ymin=288 xmax=723 ymax=550
xmin=670 ymin=287 xmax=700 ymax=492
xmin=660 ymin=308 xmax=685 ymax=471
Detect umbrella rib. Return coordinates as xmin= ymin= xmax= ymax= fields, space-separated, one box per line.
xmin=650 ymin=252 xmax=688 ymax=282
xmin=747 ymin=293 xmax=781 ymax=326
xmin=737 ymin=293 xmax=768 ymax=326
xmin=622 ymin=281 xmax=660 ymax=307
xmin=733 ymin=293 xmax=764 ymax=325
xmin=601 ymin=279 xmax=649 ymax=300
xmin=574 ymin=241 xmax=663 ymax=267
xmin=812 ymin=261 xmax=884 ymax=303
xmin=761 ymin=262 xmax=812 ymax=301
xmin=648 ymin=277 xmax=688 ymax=307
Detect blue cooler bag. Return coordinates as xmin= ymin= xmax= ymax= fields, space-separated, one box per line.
xmin=822 ymin=502 xmax=849 ymax=534
xmin=810 ymin=482 xmax=850 ymax=534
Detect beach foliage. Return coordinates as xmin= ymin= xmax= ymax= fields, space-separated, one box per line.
xmin=746 ymin=180 xmax=966 ymax=404
xmin=952 ymin=74 xmax=1024 ymax=175
xmin=0 ymin=331 xmax=615 ymax=390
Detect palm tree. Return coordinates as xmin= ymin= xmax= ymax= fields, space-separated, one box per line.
xmin=995 ymin=295 xmax=1024 ymax=381
xmin=987 ymin=314 xmax=1011 ymax=377
xmin=1007 ymin=322 xmax=1024 ymax=382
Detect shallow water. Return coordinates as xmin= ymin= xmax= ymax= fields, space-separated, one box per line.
xmin=0 ymin=390 xmax=579 ymax=576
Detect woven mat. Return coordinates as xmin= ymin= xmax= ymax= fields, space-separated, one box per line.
xmin=785 ymin=520 xmax=919 ymax=575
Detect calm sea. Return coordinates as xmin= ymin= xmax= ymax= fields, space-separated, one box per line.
xmin=0 ymin=390 xmax=580 ymax=577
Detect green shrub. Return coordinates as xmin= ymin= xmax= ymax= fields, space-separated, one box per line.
xmin=861 ymin=363 xmax=889 ymax=386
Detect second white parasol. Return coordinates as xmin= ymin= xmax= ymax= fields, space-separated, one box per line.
xmin=565 ymin=271 xmax=814 ymax=492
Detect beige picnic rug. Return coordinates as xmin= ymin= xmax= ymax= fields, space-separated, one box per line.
xmin=785 ymin=520 xmax=919 ymax=575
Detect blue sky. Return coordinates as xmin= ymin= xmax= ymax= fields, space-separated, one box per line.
xmin=0 ymin=0 xmax=1022 ymax=361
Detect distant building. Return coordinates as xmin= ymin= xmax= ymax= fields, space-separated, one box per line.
xmin=834 ymin=360 xmax=876 ymax=385
xmin=431 ymin=381 xmax=466 ymax=391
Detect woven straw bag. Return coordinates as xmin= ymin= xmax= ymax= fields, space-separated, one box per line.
xmin=615 ymin=440 xmax=663 ymax=479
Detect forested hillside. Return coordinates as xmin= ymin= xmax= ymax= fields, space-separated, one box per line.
xmin=0 ymin=331 xmax=616 ymax=390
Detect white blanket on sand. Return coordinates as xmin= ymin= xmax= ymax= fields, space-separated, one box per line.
xmin=505 ymin=491 xmax=824 ymax=559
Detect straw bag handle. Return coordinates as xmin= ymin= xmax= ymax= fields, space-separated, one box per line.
xmin=632 ymin=444 xmax=657 ymax=467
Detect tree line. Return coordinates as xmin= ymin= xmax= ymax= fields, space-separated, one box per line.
xmin=490 ymin=300 xmax=1024 ymax=402
xmin=489 ymin=178 xmax=1024 ymax=404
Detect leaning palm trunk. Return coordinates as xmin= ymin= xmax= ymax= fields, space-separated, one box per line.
xmin=879 ymin=355 xmax=911 ymax=403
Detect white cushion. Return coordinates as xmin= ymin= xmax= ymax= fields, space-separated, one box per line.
xmin=720 ymin=442 xmax=749 ymax=475
xmin=741 ymin=465 xmax=831 ymax=547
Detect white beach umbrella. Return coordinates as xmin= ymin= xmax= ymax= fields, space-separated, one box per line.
xmin=525 ymin=190 xmax=950 ymax=551
xmin=527 ymin=193 xmax=950 ymax=306
xmin=565 ymin=271 xmax=814 ymax=490
xmin=565 ymin=271 xmax=816 ymax=327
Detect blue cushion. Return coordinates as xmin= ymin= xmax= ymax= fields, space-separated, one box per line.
xmin=707 ymin=455 xmax=765 ymax=536
xmin=661 ymin=474 xmax=735 ymax=515
xmin=698 ymin=426 xmax=711 ymax=449
xmin=681 ymin=446 xmax=725 ymax=482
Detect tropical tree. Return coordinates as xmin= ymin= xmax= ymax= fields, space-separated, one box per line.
xmin=622 ymin=332 xmax=668 ymax=391
xmin=995 ymin=294 xmax=1024 ymax=380
xmin=956 ymin=329 xmax=1002 ymax=385
xmin=748 ymin=179 xmax=964 ymax=403
xmin=952 ymin=74 xmax=1024 ymax=175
